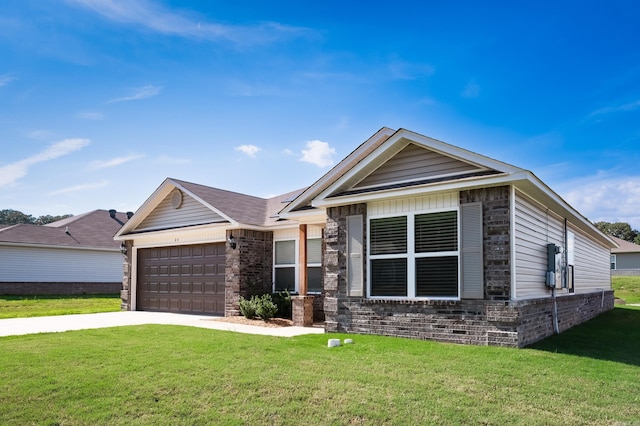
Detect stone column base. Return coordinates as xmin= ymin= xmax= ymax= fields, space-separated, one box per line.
xmin=292 ymin=295 xmax=314 ymax=327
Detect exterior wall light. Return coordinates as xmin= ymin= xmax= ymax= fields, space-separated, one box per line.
xmin=228 ymin=233 xmax=237 ymax=249
xmin=120 ymin=242 xmax=128 ymax=255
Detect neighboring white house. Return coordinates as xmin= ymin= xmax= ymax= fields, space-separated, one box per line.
xmin=610 ymin=236 xmax=640 ymax=275
xmin=0 ymin=210 xmax=129 ymax=295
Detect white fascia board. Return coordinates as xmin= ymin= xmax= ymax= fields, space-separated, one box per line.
xmin=0 ymin=241 xmax=119 ymax=252
xmin=312 ymin=172 xmax=520 ymax=208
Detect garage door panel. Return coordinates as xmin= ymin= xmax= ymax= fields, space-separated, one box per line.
xmin=137 ymin=243 xmax=225 ymax=315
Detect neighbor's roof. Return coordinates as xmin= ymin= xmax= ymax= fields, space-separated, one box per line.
xmin=0 ymin=209 xmax=129 ymax=250
xmin=611 ymin=236 xmax=640 ymax=253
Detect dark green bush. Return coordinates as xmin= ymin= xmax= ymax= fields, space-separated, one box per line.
xmin=272 ymin=289 xmax=292 ymax=319
xmin=255 ymin=294 xmax=278 ymax=320
xmin=238 ymin=296 xmax=257 ymax=319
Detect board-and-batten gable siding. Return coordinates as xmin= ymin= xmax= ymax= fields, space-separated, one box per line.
xmin=135 ymin=190 xmax=226 ymax=233
xmin=354 ymin=143 xmax=482 ymax=189
xmin=513 ymin=190 xmax=565 ymax=299
xmin=0 ymin=246 xmax=122 ymax=282
xmin=569 ymin=224 xmax=612 ymax=292
xmin=368 ymin=192 xmax=458 ymax=216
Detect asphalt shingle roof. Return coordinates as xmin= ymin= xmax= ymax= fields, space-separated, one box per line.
xmin=0 ymin=210 xmax=129 ymax=249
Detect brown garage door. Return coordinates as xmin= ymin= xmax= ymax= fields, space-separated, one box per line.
xmin=137 ymin=243 xmax=226 ymax=315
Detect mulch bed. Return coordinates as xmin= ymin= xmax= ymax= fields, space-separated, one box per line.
xmin=212 ymin=316 xmax=293 ymax=328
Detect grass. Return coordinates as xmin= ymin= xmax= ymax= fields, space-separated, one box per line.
xmin=0 ymin=294 xmax=121 ymax=319
xmin=612 ymin=275 xmax=640 ymax=304
xmin=0 ymin=306 xmax=639 ymax=425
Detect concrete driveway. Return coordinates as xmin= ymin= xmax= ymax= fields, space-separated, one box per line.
xmin=0 ymin=311 xmax=325 ymax=338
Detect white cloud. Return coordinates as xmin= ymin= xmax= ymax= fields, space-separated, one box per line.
xmin=49 ymin=179 xmax=109 ymax=195
xmin=558 ymin=173 xmax=640 ymax=230
xmin=107 ymin=85 xmax=162 ymax=103
xmin=235 ymin=144 xmax=261 ymax=157
xmin=462 ymin=80 xmax=480 ymax=99
xmin=300 ymin=140 xmax=336 ymax=168
xmin=0 ymin=138 xmax=90 ymax=188
xmin=76 ymin=111 xmax=104 ymax=120
xmin=66 ymin=0 xmax=312 ymax=46
xmin=0 ymin=73 xmax=14 ymax=87
xmin=89 ymin=154 xmax=145 ymax=169
xmin=588 ymin=99 xmax=640 ymax=119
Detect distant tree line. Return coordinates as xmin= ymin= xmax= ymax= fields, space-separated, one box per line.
xmin=0 ymin=209 xmax=73 ymax=226
xmin=594 ymin=221 xmax=640 ymax=245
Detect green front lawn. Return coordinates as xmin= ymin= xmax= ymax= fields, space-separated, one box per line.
xmin=1 ymin=306 xmax=638 ymax=425
xmin=0 ymin=294 xmax=121 ymax=319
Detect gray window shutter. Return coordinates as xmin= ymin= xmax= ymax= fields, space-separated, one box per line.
xmin=461 ymin=202 xmax=483 ymax=299
xmin=347 ymin=215 xmax=364 ymax=297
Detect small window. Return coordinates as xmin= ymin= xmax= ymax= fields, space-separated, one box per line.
xmin=274 ymin=240 xmax=296 ymax=292
xmin=273 ymin=238 xmax=323 ymax=293
xmin=307 ymin=239 xmax=322 ymax=293
xmin=610 ymin=254 xmax=617 ymax=270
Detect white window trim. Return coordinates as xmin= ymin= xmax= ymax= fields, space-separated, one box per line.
xmin=367 ymin=207 xmax=461 ymax=300
xmin=273 ymin=238 xmax=323 ymax=294
xmin=610 ymin=254 xmax=617 ymax=270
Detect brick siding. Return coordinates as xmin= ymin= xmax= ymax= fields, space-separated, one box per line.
xmin=225 ymin=229 xmax=273 ymax=316
xmin=323 ymin=189 xmax=613 ymax=348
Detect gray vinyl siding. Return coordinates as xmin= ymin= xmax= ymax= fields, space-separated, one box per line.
xmin=0 ymin=245 xmax=122 ymax=282
xmin=136 ymin=191 xmax=226 ymax=232
xmin=354 ymin=143 xmax=482 ymax=189
xmin=615 ymin=253 xmax=640 ymax=270
xmin=571 ymin=225 xmax=612 ymax=292
xmin=513 ymin=191 xmax=564 ymax=299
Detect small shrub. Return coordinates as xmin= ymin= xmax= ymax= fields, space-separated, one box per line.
xmin=272 ymin=289 xmax=293 ymax=319
xmin=255 ymin=294 xmax=278 ymax=320
xmin=238 ymin=296 xmax=257 ymax=319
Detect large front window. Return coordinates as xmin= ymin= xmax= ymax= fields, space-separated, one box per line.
xmin=274 ymin=239 xmax=322 ymax=293
xmin=369 ymin=210 xmax=459 ymax=298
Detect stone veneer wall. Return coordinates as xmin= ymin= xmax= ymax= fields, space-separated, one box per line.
xmin=225 ymin=229 xmax=273 ymax=316
xmin=324 ymin=203 xmax=367 ymax=333
xmin=121 ymin=240 xmax=133 ymax=310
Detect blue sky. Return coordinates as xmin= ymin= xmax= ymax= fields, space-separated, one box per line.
xmin=1 ymin=0 xmax=639 ymax=228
